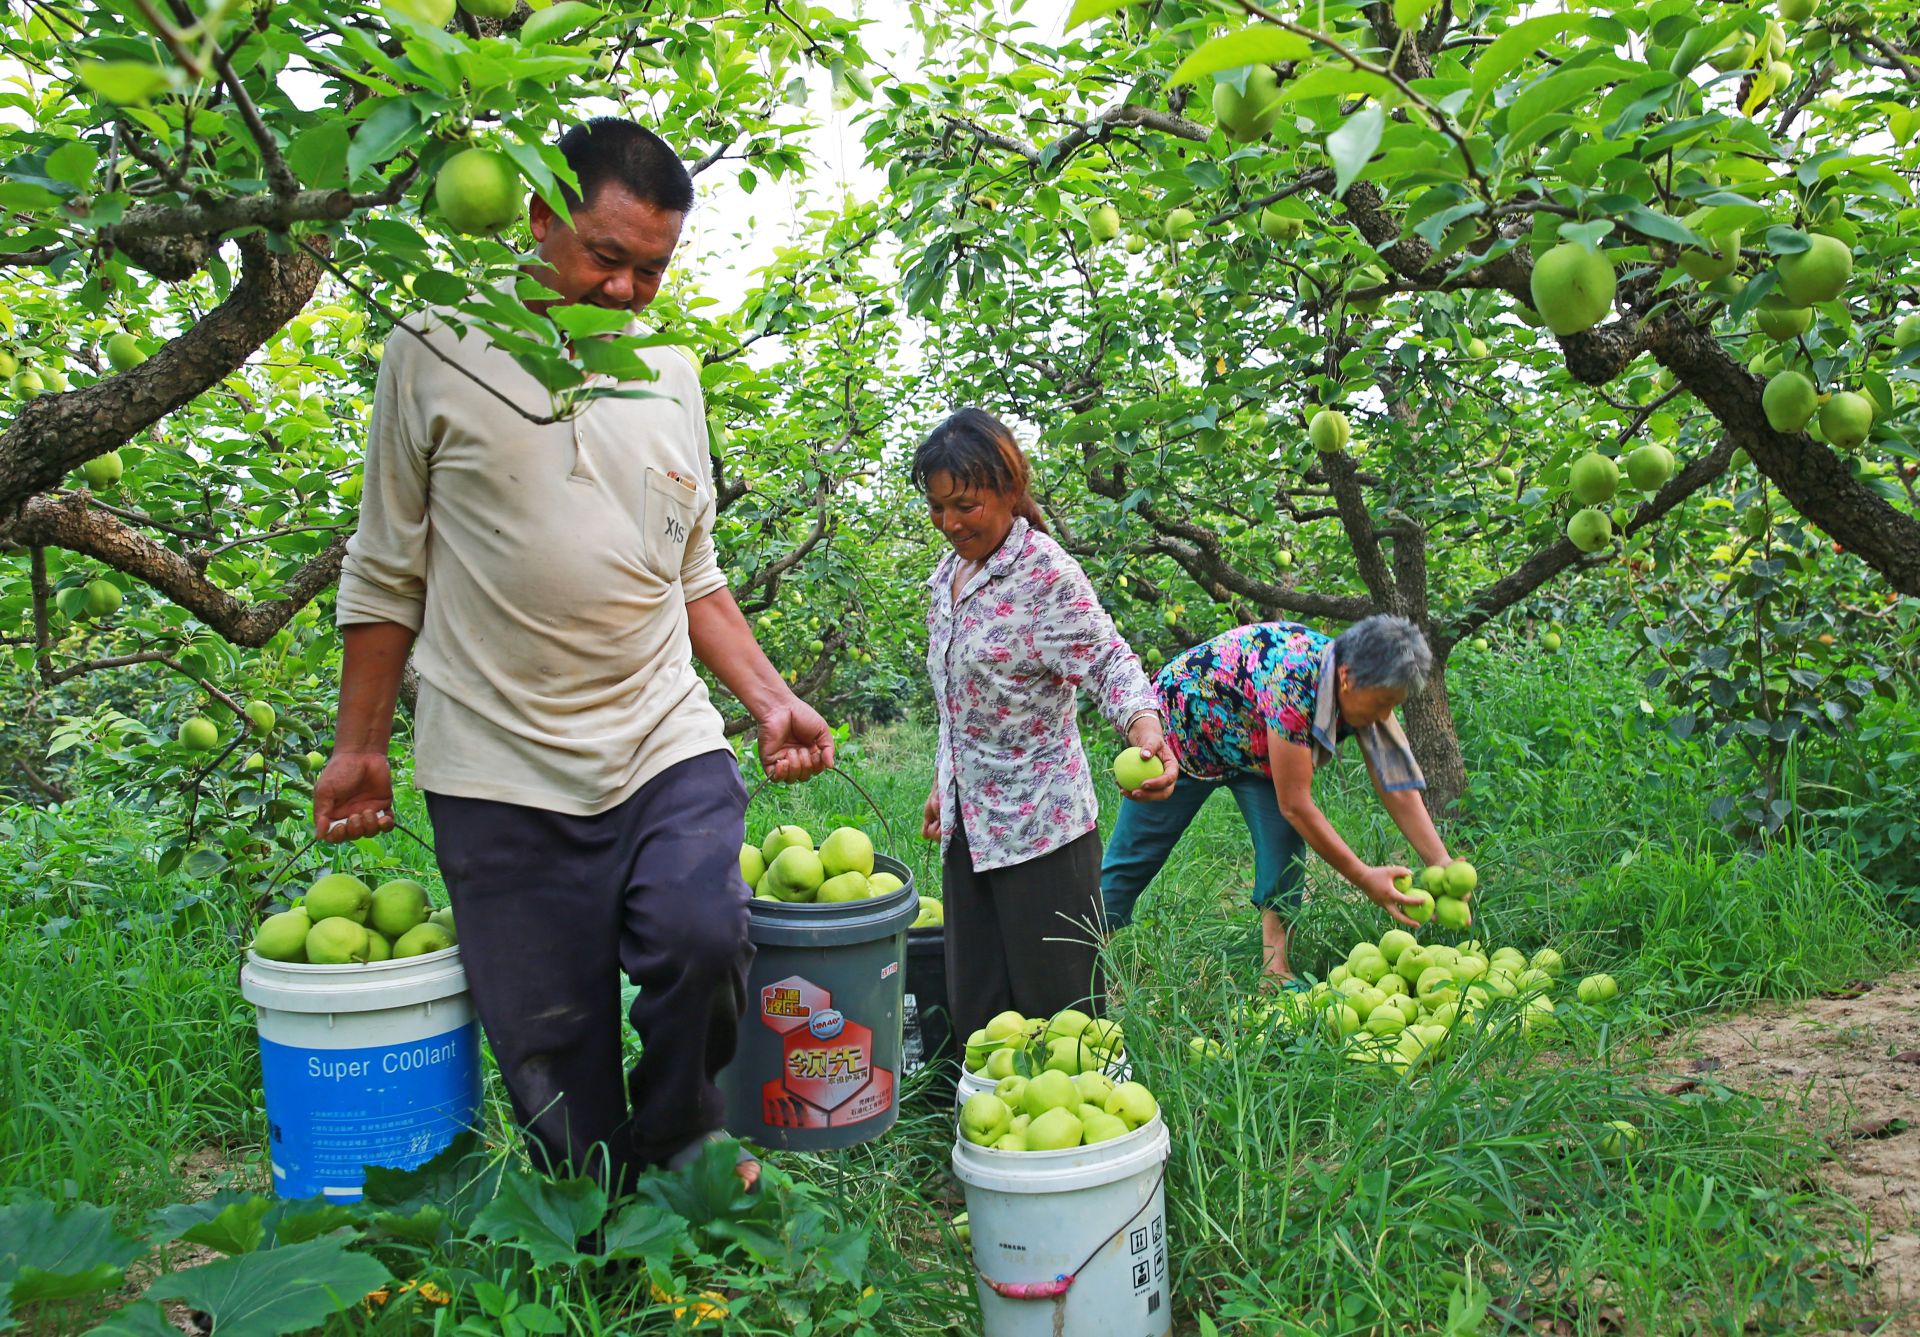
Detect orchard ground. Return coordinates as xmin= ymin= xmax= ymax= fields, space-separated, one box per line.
xmin=2 ymin=632 xmax=1918 ymax=1335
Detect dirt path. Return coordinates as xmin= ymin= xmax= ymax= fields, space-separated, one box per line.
xmin=1658 ymin=969 xmax=1920 ymax=1335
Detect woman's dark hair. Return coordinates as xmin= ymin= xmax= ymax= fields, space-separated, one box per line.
xmin=910 ymin=408 xmax=1048 ymax=534
xmin=554 ymin=118 xmax=694 ymax=214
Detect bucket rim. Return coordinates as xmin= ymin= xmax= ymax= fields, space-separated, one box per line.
xmin=950 ymin=1113 xmax=1170 ymax=1193
xmin=242 ymin=945 xmax=462 ymax=974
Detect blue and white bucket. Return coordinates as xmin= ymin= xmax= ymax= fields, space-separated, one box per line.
xmin=240 ymin=948 xmax=482 ymax=1201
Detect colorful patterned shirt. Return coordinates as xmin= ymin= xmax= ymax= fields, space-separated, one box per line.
xmin=1156 ymin=622 xmax=1425 ymax=791
xmin=926 ymin=518 xmax=1161 ymax=872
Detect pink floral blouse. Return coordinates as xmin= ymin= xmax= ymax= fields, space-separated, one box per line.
xmin=926 ymin=518 xmax=1161 ymax=872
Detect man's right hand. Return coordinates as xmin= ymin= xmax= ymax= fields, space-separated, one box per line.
xmin=921 ymin=787 xmax=941 ymax=842
xmin=1355 ymin=864 xmax=1423 ymax=927
xmin=314 ymin=751 xmax=397 ymax=843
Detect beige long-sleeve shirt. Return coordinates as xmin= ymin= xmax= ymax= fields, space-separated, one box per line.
xmin=335 ymin=306 xmax=730 ymax=815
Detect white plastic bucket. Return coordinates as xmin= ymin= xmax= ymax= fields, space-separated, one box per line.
xmin=240 ymin=949 xmax=483 ymax=1201
xmin=951 ymin=1115 xmax=1172 ymax=1337
xmin=955 ymin=1065 xmax=997 ymax=1109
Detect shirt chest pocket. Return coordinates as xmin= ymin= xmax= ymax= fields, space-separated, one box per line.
xmin=641 ymin=467 xmax=699 ymax=578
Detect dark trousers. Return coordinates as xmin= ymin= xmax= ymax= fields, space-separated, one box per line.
xmin=425 ymin=750 xmax=751 ymax=1193
xmin=943 ymin=824 xmax=1105 ymax=1045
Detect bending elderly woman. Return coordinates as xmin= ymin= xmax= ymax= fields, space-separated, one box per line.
xmin=1100 ymin=615 xmax=1458 ymax=984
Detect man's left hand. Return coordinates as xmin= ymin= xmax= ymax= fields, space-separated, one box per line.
xmin=758 ymin=696 xmax=835 ymax=782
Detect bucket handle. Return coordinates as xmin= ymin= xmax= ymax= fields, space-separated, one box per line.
xmin=256 ymin=816 xmax=437 ymax=911
xmin=974 ymin=1160 xmax=1169 ymax=1302
xmin=746 ymin=764 xmax=896 ymax=854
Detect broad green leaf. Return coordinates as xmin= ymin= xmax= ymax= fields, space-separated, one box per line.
xmin=78 ymin=61 xmax=172 ymax=105
xmin=1275 ymin=66 xmax=1401 ymax=107
xmin=593 ymin=1200 xmax=690 ymax=1265
xmin=1327 ymin=103 xmax=1386 ymax=198
xmin=0 ymin=1201 xmax=144 ymax=1307
xmin=1613 ymin=204 xmax=1699 ymax=247
xmin=180 ymin=1197 xmax=272 ymax=1254
xmin=369 ymin=1204 xmax=446 ymax=1245
xmin=147 ymin=1238 xmax=389 ymax=1337
xmin=1503 ymin=61 xmax=1639 ymax=150
xmin=1169 ymin=29 xmax=1313 ymax=87
xmin=1764 ymin=227 xmax=1813 ymax=256
xmin=86 ymin=1301 xmax=180 ymax=1336
xmin=1469 ymin=14 xmax=1591 ymax=106
xmin=286 ymin=123 xmax=350 ymax=189
xmin=548 ymin=305 xmax=638 ymax=339
xmin=44 ymin=141 xmax=99 ymax=189
xmin=1557 ymin=219 xmax=1613 ymax=248
xmin=346 ymin=98 xmax=421 ymax=184
xmin=1394 ymin=0 xmax=1435 ymax=33
xmin=270 ymin=1204 xmax=358 ymax=1246
xmin=470 ymin=1172 xmax=607 ymax=1268
xmin=1065 ymin=0 xmax=1142 ymax=28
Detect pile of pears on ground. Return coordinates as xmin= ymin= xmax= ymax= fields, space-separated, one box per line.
xmin=250 ymin=873 xmax=457 ymax=966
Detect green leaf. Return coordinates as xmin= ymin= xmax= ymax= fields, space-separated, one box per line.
xmin=411 ymin=270 xmax=469 ymax=305
xmin=86 ymin=1301 xmax=180 ymax=1336
xmin=44 ymin=141 xmax=99 ymax=189
xmin=470 ymin=1172 xmax=607 ymax=1269
xmin=1765 ymin=226 xmax=1812 ymax=256
xmin=1327 ymin=104 xmax=1386 ymax=198
xmin=347 ymin=98 xmax=421 ymax=183
xmin=1065 ymin=0 xmax=1142 ymax=28
xmin=1557 ymin=219 xmax=1613 ymax=248
xmin=0 ymin=1201 xmax=144 ymax=1308
xmin=1274 ymin=66 xmax=1401 ymax=107
xmin=1613 ymin=203 xmax=1699 ymax=247
xmin=547 ymin=305 xmax=636 ymax=339
xmin=147 ymin=1238 xmax=389 ymax=1337
xmin=78 ymin=60 xmax=172 ymax=105
xmin=1169 ymin=28 xmax=1312 ymax=87
xmin=269 ymin=1204 xmax=358 ymax=1247
xmin=1469 ymin=14 xmax=1590 ymax=106
xmin=369 ymin=1204 xmax=446 ymax=1245
xmin=181 ymin=1197 xmax=272 ymax=1255
xmin=593 ymin=1201 xmax=690 ymax=1266
xmin=518 ymin=1 xmax=602 ymax=45
xmin=183 ymin=848 xmax=229 ymax=879
xmin=1394 ymin=0 xmax=1435 ymax=33
xmin=286 ymin=124 xmax=350 ymax=189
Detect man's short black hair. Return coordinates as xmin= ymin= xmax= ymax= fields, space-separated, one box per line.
xmin=554 ymin=118 xmax=694 ymax=214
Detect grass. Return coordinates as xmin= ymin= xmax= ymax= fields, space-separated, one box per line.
xmin=0 ymin=629 xmax=1914 ymax=1333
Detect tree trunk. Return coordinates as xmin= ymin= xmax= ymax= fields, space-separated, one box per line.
xmin=1400 ymin=649 xmax=1467 ymax=816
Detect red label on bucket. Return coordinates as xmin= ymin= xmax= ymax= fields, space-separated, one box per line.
xmin=758 ymin=973 xmax=895 ymax=1129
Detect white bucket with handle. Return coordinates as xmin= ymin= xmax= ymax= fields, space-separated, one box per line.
xmin=950 ymin=1114 xmax=1172 ymax=1337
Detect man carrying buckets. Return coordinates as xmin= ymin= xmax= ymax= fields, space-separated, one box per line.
xmin=313 ymin=117 xmax=834 ymax=1196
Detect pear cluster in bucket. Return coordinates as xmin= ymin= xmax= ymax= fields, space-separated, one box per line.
xmin=957 ymin=1009 xmax=1156 ymax=1152
xmin=1254 ymin=927 xmax=1620 ymax=1072
xmin=251 ymin=872 xmax=457 ymax=966
xmin=741 ymin=823 xmax=911 ymax=907
xmin=961 ymin=1006 xmax=1125 ymax=1081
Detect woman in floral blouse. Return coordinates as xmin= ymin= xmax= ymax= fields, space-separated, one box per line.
xmin=913 ymin=408 xmax=1176 ymax=1044
xmin=1101 ymin=616 xmax=1455 ymax=984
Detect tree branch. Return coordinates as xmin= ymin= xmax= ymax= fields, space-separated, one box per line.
xmin=4 ymin=494 xmax=347 ymax=646
xmin=0 ymin=232 xmax=324 ymax=511
xmin=1450 ymin=434 xmax=1736 ymax=637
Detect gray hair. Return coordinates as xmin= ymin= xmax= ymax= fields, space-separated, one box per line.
xmin=1333 ymin=614 xmax=1432 ymax=694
